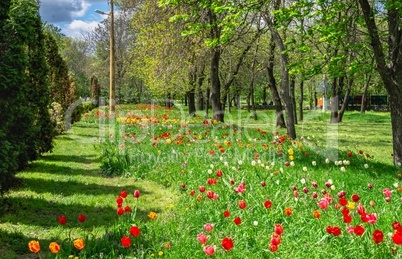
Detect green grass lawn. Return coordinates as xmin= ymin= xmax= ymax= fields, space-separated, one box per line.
xmin=0 ymin=105 xmax=400 ymax=258
xmin=0 ymin=118 xmax=177 ymax=258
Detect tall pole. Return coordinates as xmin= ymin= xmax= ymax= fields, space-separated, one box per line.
xmin=109 ymin=0 xmax=115 ymax=114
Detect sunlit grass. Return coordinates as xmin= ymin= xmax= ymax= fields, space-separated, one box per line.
xmin=0 ymin=104 xmax=399 ymax=258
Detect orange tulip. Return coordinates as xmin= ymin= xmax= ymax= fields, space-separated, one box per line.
xmin=49 ymin=242 xmax=60 ymax=253
xmin=73 ymin=238 xmax=85 ymax=250
xmin=28 ymin=240 xmax=40 ymax=253
xmin=285 ymin=207 xmax=293 ymax=216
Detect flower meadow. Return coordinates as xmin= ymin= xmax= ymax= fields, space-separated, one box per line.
xmin=30 ymin=104 xmax=402 ymax=258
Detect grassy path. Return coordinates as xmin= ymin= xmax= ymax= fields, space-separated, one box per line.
xmin=0 ymin=121 xmax=176 ymax=258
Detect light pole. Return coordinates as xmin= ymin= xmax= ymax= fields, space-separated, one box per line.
xmin=96 ymin=0 xmax=115 ymax=114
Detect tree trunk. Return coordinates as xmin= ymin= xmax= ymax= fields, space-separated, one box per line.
xmin=210 ymin=47 xmax=223 ymax=122
xmin=338 ymin=77 xmax=353 ymax=122
xmin=250 ymin=40 xmax=258 ymax=120
xmin=267 ymin=41 xmax=286 ymax=128
xmin=246 ymin=92 xmax=251 ymax=113
xmin=197 ymin=91 xmax=204 ymax=110
xmin=359 ymin=0 xmax=402 ymax=166
xmin=262 ymin=86 xmax=268 ymax=105
xmin=299 ymin=80 xmax=303 ymax=121
xmin=360 ymin=73 xmax=371 ymax=114
xmin=269 ymin=30 xmax=296 ymax=138
xmin=205 ymin=87 xmax=210 ymax=119
xmin=330 ymin=77 xmax=340 ymax=123
xmin=187 ymin=91 xmax=196 ymax=116
xmin=165 ymin=93 xmax=172 ymax=109
xmin=290 ymin=76 xmax=297 ymax=125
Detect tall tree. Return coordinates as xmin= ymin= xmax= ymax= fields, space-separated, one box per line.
xmin=262 ymin=0 xmax=297 ymax=139
xmin=0 ymin=0 xmax=55 ymax=196
xmin=358 ymin=0 xmax=402 ymax=167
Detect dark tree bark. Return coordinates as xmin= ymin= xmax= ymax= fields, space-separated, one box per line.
xmin=359 ymin=0 xmax=402 ymax=166
xmin=187 ymin=90 xmax=196 ymax=116
xmin=196 ymin=63 xmax=206 ymax=111
xmin=360 ymin=74 xmax=371 ymax=114
xmin=91 ymin=75 xmax=100 ymax=107
xmin=165 ymin=92 xmax=172 ymax=108
xmin=267 ymin=40 xmax=286 ymax=128
xmin=197 ymin=90 xmax=204 ymax=110
xmin=338 ymin=77 xmax=353 ymax=122
xmin=269 ymin=29 xmax=296 ymax=138
xmin=205 ymin=87 xmax=210 ymax=119
xmin=208 ymin=8 xmax=224 ymax=122
xmin=250 ymin=39 xmax=258 ymax=121
xmin=330 ymin=77 xmax=340 ymax=123
xmin=299 ymin=80 xmax=304 ymax=121
xmin=264 ymin=0 xmax=296 ymax=139
xmin=290 ymin=76 xmax=297 ymax=125
xmin=262 ymin=86 xmax=268 ymax=105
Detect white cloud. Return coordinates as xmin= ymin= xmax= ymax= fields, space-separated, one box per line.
xmin=71 ymin=1 xmax=91 ymax=18
xmin=64 ymin=20 xmax=99 ymax=38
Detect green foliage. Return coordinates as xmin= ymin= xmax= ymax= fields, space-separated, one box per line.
xmin=44 ymin=32 xmax=78 ymax=112
xmin=0 ymin=0 xmax=55 ymax=196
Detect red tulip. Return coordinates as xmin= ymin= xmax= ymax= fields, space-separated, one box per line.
xmin=339 ymin=197 xmax=348 ymax=206
xmin=129 ymin=225 xmax=141 ymax=237
xmin=238 ymin=200 xmax=247 ymax=209
xmin=392 ymin=232 xmax=402 ymax=245
xmin=120 ymin=190 xmax=127 ymax=198
xmin=117 ymin=207 xmax=124 ymax=215
xmin=264 ymin=200 xmax=272 ymax=209
xmin=351 ymin=194 xmax=360 ymax=202
xmin=332 ymin=226 xmax=341 ymax=236
xmin=223 ymin=210 xmax=230 ymax=218
xmin=269 ymin=243 xmax=278 ymax=252
xmin=77 ymin=214 xmax=86 ymax=223
xmin=221 ymin=237 xmax=234 ymax=251
xmin=354 ymin=225 xmax=365 ymax=236
xmin=343 ymin=214 xmax=352 ymax=224
xmin=58 ymin=215 xmax=67 ymax=225
xmin=133 ymin=190 xmax=140 ymax=198
xmin=392 ymin=222 xmax=401 ymax=230
xmin=372 ymin=230 xmax=384 ymax=244
xmin=270 ymin=233 xmax=281 ymax=246
xmin=274 ymin=224 xmax=284 ymax=235
xmin=234 ymin=217 xmax=242 ymax=225
xmin=121 ymin=236 xmax=131 ymax=248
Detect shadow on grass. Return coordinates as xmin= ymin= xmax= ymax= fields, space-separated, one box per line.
xmin=18 ymin=177 xmax=152 ymax=197
xmin=40 ymin=155 xmax=99 ymax=165
xmin=1 ymin=195 xmax=160 ymax=230
xmin=24 ymin=162 xmax=100 ymax=176
xmin=0 ymin=228 xmax=32 ymax=258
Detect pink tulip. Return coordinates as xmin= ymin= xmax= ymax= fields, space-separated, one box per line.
xmin=366 ymin=213 xmax=377 ymax=224
xmin=383 ymin=188 xmax=392 ymax=197
xmin=203 ymin=245 xmax=216 ymax=256
xmin=317 ymin=198 xmax=329 ymax=210
xmin=204 ymin=223 xmax=214 ymax=232
xmin=197 ymin=233 xmax=208 ymax=244
xmin=133 ymin=190 xmax=140 ymax=198
xmin=317 ymin=198 xmax=329 ymax=209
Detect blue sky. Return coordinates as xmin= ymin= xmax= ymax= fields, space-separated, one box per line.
xmin=39 ymin=0 xmax=110 ymax=38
